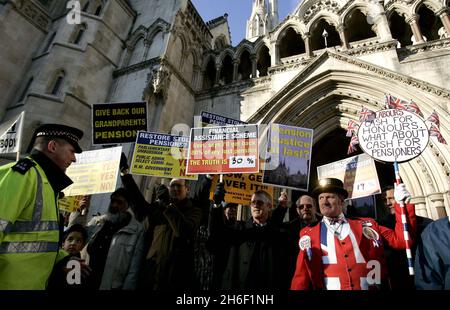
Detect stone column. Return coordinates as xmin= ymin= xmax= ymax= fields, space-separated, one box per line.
xmin=303 ymin=32 xmax=313 ymax=57
xmin=271 ymin=41 xmax=280 ymax=65
xmin=406 ymin=14 xmax=426 ymax=44
xmin=337 ymin=24 xmax=350 ymax=49
xmin=233 ymin=59 xmax=239 ymax=82
xmin=429 ymin=193 xmax=448 ymax=219
xmin=436 ymin=8 xmax=450 ymax=37
xmin=251 ymin=54 xmax=257 ymax=78
xmin=373 ymin=10 xmax=393 ymax=40
xmin=411 ymin=196 xmax=429 ymax=218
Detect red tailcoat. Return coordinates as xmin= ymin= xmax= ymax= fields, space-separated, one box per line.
xmin=290 ymin=203 xmax=416 ymax=290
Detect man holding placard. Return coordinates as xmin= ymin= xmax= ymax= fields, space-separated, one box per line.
xmin=291 ymin=178 xmax=417 ymax=290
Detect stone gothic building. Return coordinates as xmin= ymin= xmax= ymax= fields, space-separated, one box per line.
xmin=1 ymin=0 xmax=450 ymax=219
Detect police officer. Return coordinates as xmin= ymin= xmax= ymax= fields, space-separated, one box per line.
xmin=0 ymin=123 xmax=83 ymax=289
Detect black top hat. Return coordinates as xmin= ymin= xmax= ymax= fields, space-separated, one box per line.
xmin=312 ymin=178 xmax=348 ymax=199
xmin=27 ymin=124 xmax=83 ymax=153
xmin=223 ymin=202 xmax=238 ymax=209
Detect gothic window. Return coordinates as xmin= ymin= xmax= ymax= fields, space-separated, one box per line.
xmin=238 ymin=50 xmax=252 ymax=80
xmin=49 ymin=70 xmax=65 ymax=96
xmin=417 ymin=5 xmax=443 ymax=41
xmin=169 ymin=36 xmax=184 ymax=70
xmin=310 ymin=19 xmax=341 ymax=51
xmin=70 ymin=24 xmax=87 ymax=45
xmin=388 ymin=11 xmax=412 ymax=47
xmin=279 ymin=27 xmax=305 ymax=58
xmin=42 ymin=31 xmax=56 ymax=53
xmin=344 ymin=9 xmax=377 ymax=43
xmin=94 ymin=4 xmax=102 ymax=16
xmin=219 ymin=55 xmax=233 ymax=85
xmin=147 ymin=31 xmax=165 ymax=60
xmin=182 ymin=52 xmax=195 ymax=85
xmin=82 ymin=1 xmax=90 ymax=12
xmin=17 ymin=77 xmax=33 ymax=103
xmin=256 ymin=45 xmax=271 ymax=77
xmin=128 ymin=38 xmax=145 ymax=66
xmin=203 ymin=58 xmax=216 ymax=90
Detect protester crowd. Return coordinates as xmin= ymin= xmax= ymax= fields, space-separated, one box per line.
xmin=1 ymin=123 xmax=449 ymax=290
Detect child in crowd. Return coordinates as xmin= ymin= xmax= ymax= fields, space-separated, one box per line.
xmin=47 ymin=224 xmax=89 ymax=289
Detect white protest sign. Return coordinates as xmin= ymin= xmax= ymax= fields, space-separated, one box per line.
xmin=64 ymin=146 xmax=122 ymax=196
xmin=358 ymin=109 xmax=429 ymax=162
xmin=0 ymin=111 xmax=25 ymax=154
xmin=317 ymin=153 xmax=381 ymax=199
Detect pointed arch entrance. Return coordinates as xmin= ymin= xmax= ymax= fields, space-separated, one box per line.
xmin=248 ymin=56 xmax=450 ymax=220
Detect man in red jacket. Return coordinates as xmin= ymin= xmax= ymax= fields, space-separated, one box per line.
xmin=290 ymin=178 xmax=416 ymax=290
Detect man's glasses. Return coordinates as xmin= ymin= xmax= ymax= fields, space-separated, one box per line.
xmin=296 ymin=204 xmax=313 ymax=210
xmin=170 ymin=183 xmax=185 ymax=189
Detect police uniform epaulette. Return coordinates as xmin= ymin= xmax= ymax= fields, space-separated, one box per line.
xmin=11 ymin=158 xmax=36 ymax=174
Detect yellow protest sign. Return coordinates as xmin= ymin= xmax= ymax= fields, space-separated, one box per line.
xmin=64 ymin=146 xmax=122 ymax=196
xmin=130 ymin=131 xmax=197 ymax=180
xmin=209 ymin=172 xmax=274 ymax=205
xmin=58 ymin=196 xmax=80 ymax=213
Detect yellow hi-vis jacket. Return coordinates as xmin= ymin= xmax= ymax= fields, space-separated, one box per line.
xmin=0 ymin=159 xmax=67 ymax=289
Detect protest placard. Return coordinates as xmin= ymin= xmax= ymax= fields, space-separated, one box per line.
xmin=92 ymin=102 xmax=147 ymax=145
xmin=64 ymin=146 xmax=122 ymax=196
xmin=317 ymin=153 xmax=381 ymax=199
xmin=199 ymin=111 xmax=246 ymax=127
xmin=0 ymin=111 xmax=24 ymax=154
xmin=130 ymin=131 xmax=197 ymax=180
xmin=209 ymin=172 xmax=274 ymax=205
xmin=58 ymin=196 xmax=81 ymax=213
xmin=186 ymin=124 xmax=259 ymax=174
xmin=358 ymin=109 xmax=429 ymax=162
xmin=263 ymin=124 xmax=313 ymax=191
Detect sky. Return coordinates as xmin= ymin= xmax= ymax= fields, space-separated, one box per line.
xmin=191 ymin=0 xmax=300 ymax=46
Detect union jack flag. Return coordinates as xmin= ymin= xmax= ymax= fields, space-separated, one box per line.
xmin=359 ymin=107 xmax=376 ymax=122
xmin=429 ymin=124 xmax=447 ymax=144
xmin=347 ymin=135 xmax=359 ymax=154
xmin=426 ymin=110 xmax=440 ymax=129
xmin=387 ymin=95 xmax=409 ymax=110
xmin=384 ymin=94 xmax=397 ymax=109
xmin=406 ymin=100 xmax=424 ymax=117
xmin=346 ymin=120 xmax=359 ymax=137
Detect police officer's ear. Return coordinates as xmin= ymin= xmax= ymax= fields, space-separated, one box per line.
xmin=47 ymin=140 xmax=58 ymax=153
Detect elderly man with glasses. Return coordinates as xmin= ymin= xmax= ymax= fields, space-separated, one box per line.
xmin=277 ymin=192 xmax=321 ymax=284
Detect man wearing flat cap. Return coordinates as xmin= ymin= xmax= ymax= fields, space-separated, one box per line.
xmin=291 ymin=178 xmax=417 ymax=290
xmin=0 ymin=123 xmax=83 ymax=289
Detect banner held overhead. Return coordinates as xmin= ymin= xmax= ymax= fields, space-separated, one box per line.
xmin=187 ymin=124 xmax=259 ymax=175
xmin=64 ymin=146 xmax=122 ymax=196
xmin=130 ymin=131 xmax=197 ymax=180
xmin=92 ymin=102 xmax=147 ymax=145
xmin=263 ymin=124 xmax=313 ymax=191
xmin=317 ymin=153 xmax=381 ymax=199
xmin=358 ymin=109 xmax=429 ymax=162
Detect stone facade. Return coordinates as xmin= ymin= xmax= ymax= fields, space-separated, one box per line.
xmin=1 ymin=0 xmax=449 ymax=218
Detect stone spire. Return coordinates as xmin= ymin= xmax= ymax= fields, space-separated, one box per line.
xmin=246 ymin=0 xmax=279 ymax=40
xmin=268 ymin=0 xmax=279 ymax=31
xmin=246 ymin=0 xmax=268 ymax=40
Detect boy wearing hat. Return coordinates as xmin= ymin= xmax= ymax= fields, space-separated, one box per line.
xmin=291 ymin=178 xmax=417 ymax=290
xmin=0 ymin=123 xmax=83 ymax=289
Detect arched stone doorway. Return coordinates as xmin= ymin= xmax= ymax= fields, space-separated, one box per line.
xmin=248 ymin=53 xmax=450 ymax=220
